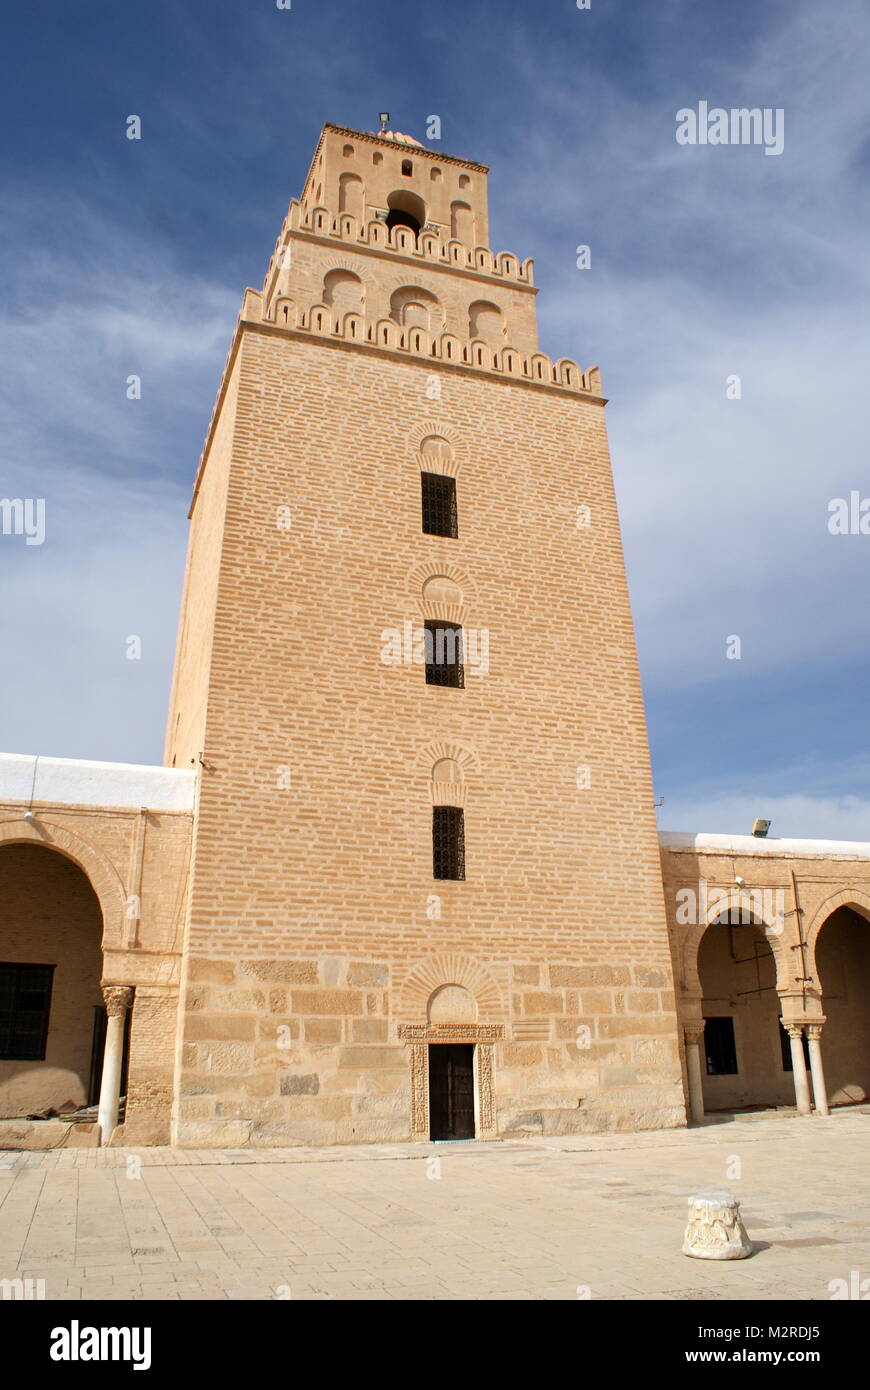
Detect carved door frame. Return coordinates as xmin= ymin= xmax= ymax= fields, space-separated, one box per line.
xmin=399 ymin=1023 xmax=503 ymax=1140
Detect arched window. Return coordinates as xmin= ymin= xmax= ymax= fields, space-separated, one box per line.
xmin=386 ymin=189 xmax=426 ymax=238
xmin=401 ymin=159 xmax=413 ymax=176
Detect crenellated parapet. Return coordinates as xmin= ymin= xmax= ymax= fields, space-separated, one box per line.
xmin=260 ymin=294 xmax=601 ymax=395
xmin=191 ymin=289 xmax=602 ymax=499
xmin=261 ymin=198 xmax=535 ymax=309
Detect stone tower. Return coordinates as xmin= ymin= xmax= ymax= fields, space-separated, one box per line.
xmin=164 ymin=122 xmax=685 ymax=1146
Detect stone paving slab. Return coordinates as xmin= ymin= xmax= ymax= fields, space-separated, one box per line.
xmin=0 ymin=1106 xmax=868 ymax=1300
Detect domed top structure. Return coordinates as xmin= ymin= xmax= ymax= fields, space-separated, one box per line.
xmin=375 ymin=129 xmax=423 ymax=147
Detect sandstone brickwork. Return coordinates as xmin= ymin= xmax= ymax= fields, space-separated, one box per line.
xmin=164 ymin=123 xmax=686 ymax=1146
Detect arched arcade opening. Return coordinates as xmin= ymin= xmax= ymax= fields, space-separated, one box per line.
xmin=0 ymin=843 xmax=105 ymax=1118
xmin=814 ymin=905 xmax=870 ymax=1106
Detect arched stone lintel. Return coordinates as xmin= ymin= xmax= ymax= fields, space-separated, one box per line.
xmin=804 ymin=888 xmax=870 ymax=975
xmin=678 ymin=889 xmax=790 ymax=1000
xmin=397 ymin=952 xmax=504 ymax=1023
xmin=0 ymin=817 xmax=126 ymax=950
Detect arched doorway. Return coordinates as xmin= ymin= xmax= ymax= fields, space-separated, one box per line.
xmin=697 ymin=912 xmax=792 ymax=1112
xmin=0 ymin=844 xmax=104 ymax=1118
xmin=815 ymin=906 xmax=870 ymax=1105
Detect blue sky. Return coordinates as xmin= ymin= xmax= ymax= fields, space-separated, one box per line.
xmin=2 ymin=0 xmax=869 ymax=838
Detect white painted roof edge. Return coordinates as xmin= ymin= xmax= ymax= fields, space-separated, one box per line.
xmin=660 ymin=830 xmax=870 ymax=859
xmin=0 ymin=752 xmax=196 ymax=812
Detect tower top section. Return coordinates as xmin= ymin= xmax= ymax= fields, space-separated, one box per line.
xmin=192 ymin=120 xmax=604 ymax=508
xmin=298 ymin=123 xmax=491 ymax=249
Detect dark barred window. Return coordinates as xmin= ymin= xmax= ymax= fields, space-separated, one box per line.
xmin=421 ymin=472 xmax=458 ymax=538
xmin=704 ymin=1017 xmax=738 ymax=1076
xmin=0 ymin=962 xmax=55 ymax=1060
xmin=433 ymin=805 xmax=465 ymax=880
xmin=424 ymin=620 xmax=464 ymax=688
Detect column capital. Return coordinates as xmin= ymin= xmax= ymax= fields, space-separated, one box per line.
xmin=683 ymin=1022 xmax=706 ymax=1045
xmin=805 ymin=1022 xmax=825 ymax=1041
xmin=102 ymin=984 xmax=134 ymax=1017
xmin=784 ymin=1022 xmax=805 ymax=1040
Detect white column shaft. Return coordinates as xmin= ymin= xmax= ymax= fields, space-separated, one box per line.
xmin=789 ymin=1031 xmax=812 ymax=1115
xmin=807 ymin=1035 xmax=830 ymax=1116
xmin=97 ymin=1010 xmax=127 ymax=1143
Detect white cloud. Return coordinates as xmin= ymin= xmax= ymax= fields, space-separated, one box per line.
xmin=0 ymin=197 xmax=237 ymax=762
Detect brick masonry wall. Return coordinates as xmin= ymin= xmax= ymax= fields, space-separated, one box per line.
xmin=170 ymin=318 xmax=685 ymax=1146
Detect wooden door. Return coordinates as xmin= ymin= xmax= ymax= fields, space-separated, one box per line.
xmin=428 ymin=1043 xmax=475 ymax=1140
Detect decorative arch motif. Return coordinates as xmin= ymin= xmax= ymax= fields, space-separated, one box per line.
xmin=469 ymin=299 xmax=504 ymax=343
xmin=405 ymin=558 xmax=478 ymax=618
xmin=427 ymin=983 xmax=477 ymax=1024
xmin=431 ymin=757 xmax=464 ymax=808
xmin=415 ymin=738 xmax=481 ymax=779
xmin=405 ymin=420 xmax=464 ymax=476
xmin=417 ymin=434 xmax=454 ymax=476
xmin=321 ymin=268 xmax=365 ymax=315
xmin=0 ymin=817 xmax=126 ymax=951
xmin=389 ymin=284 xmax=443 ymax=333
xmin=338 ymin=171 xmax=364 ymax=220
xmin=396 ymin=952 xmax=504 ymax=1024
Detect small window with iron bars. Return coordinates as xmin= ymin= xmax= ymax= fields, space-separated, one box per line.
xmin=424 ymin=620 xmax=464 ymax=688
xmin=433 ymin=805 xmax=465 ymax=880
xmin=421 ymin=472 xmax=458 ymax=538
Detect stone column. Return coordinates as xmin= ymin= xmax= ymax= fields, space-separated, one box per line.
xmin=683 ymin=1023 xmax=706 ymax=1124
xmin=806 ymin=1022 xmax=830 ymax=1117
xmin=785 ymin=1023 xmax=812 ymax=1116
xmin=97 ymin=985 xmax=133 ymax=1145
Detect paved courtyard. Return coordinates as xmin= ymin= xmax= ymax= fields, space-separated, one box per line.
xmin=2 ymin=1106 xmax=868 ymax=1301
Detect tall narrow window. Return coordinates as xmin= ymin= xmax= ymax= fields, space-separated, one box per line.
xmin=0 ymin=962 xmax=55 ymax=1060
xmin=704 ymin=1017 xmax=738 ymax=1076
xmin=433 ymin=805 xmax=465 ymax=880
xmin=424 ymin=620 xmax=464 ymax=688
xmin=421 ymin=472 xmax=458 ymax=538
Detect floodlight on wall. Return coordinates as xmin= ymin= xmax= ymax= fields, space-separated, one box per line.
xmin=751 ymin=818 xmax=771 ymax=838
xmin=24 ymin=810 xmax=35 ymax=824
xmin=378 ymin=112 xmax=390 ymax=133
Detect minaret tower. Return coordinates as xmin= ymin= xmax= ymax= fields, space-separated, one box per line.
xmin=164 ymin=121 xmax=684 ymax=1147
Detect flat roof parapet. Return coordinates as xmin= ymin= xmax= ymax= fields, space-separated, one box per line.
xmin=659 ymin=830 xmax=870 ymax=860
xmin=0 ymin=752 xmax=196 ymax=813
